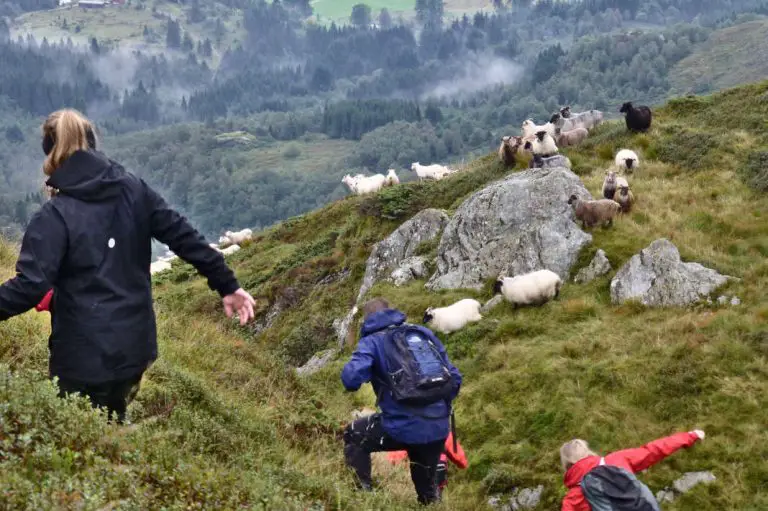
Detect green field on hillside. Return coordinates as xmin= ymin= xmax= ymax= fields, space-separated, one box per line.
xmin=670 ymin=18 xmax=768 ymax=94
xmin=13 ymin=3 xmax=243 ymax=61
xmin=1 ymin=82 xmax=767 ymax=509
xmin=312 ymin=0 xmax=492 ymax=22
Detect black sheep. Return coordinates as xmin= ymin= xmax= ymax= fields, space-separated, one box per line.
xmin=619 ymin=102 xmax=652 ymax=132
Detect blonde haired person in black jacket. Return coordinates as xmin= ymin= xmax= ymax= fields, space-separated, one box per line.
xmin=0 ymin=109 xmax=255 ymax=423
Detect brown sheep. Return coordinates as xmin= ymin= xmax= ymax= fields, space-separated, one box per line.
xmin=555 ymin=127 xmax=589 ymax=147
xmin=498 ymin=135 xmax=522 ymax=168
xmin=615 ymin=185 xmax=634 ymax=213
xmin=567 ymin=194 xmax=621 ymax=229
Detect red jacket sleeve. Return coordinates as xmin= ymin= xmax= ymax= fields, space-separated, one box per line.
xmin=443 ymin=433 xmax=468 ymax=469
xmin=35 ymin=289 xmax=53 ymax=312
xmin=606 ymin=431 xmax=700 ymax=473
xmin=561 ymin=488 xmax=582 ymax=511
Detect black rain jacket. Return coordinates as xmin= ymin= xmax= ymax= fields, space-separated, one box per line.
xmin=0 ymin=150 xmax=240 ymax=383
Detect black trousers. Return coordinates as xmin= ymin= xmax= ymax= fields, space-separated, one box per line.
xmin=56 ymin=373 xmax=144 ymax=424
xmin=343 ymin=413 xmax=446 ymax=505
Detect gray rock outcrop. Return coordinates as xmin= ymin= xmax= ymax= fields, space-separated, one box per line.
xmin=574 ymin=249 xmax=612 ymax=284
xmin=482 ymin=295 xmax=505 ymax=313
xmin=427 ymin=167 xmax=592 ymax=290
xmin=333 ymin=306 xmax=359 ymax=349
xmin=295 ymin=348 xmax=337 ymax=377
xmin=389 ymin=256 xmax=430 ymax=287
xmin=610 ymin=239 xmax=731 ymax=306
xmin=656 ymin=471 xmax=716 ymax=503
xmin=357 ymin=209 xmax=449 ymax=302
xmin=488 ymin=485 xmax=544 ymax=510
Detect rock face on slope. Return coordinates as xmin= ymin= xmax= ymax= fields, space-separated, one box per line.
xmin=357 ymin=208 xmax=448 ymax=302
xmin=426 ymin=167 xmax=592 ymax=290
xmin=389 ymin=256 xmax=430 ymax=287
xmin=610 ymin=239 xmax=731 ymax=306
xmin=574 ymin=249 xmax=612 ymax=284
xmin=656 ymin=471 xmax=716 ymax=503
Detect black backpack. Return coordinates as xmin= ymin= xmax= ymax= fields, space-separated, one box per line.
xmin=378 ymin=324 xmax=455 ymax=407
xmin=580 ymin=459 xmax=661 ymax=511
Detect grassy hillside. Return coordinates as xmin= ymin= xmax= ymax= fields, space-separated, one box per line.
xmin=312 ymin=0 xmax=493 ymax=22
xmin=2 ymin=81 xmax=768 ymax=510
xmin=12 ymin=2 xmax=244 ymax=61
xmin=670 ymin=17 xmax=768 ymax=94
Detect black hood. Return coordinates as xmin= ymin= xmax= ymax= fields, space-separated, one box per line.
xmin=46 ymin=150 xmax=127 ymax=202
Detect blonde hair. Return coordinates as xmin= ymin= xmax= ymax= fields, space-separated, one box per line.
xmin=560 ymin=439 xmax=597 ymax=471
xmin=42 ymin=109 xmax=95 ymax=176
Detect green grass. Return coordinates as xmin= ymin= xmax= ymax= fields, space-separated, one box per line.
xmin=2 ymin=81 xmax=768 ymax=509
xmin=670 ymin=18 xmax=768 ymax=94
xmin=311 ymin=0 xmax=493 ymax=22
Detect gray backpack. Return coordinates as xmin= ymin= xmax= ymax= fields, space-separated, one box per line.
xmin=580 ymin=458 xmax=661 ymax=511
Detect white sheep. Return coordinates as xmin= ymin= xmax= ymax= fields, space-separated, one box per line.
xmin=150 ymin=260 xmax=172 ymax=275
xmin=493 ymin=270 xmax=563 ymax=308
xmin=410 ymin=162 xmax=451 ymax=181
xmin=221 ymin=228 xmax=252 ymax=246
xmin=522 ymin=119 xmax=556 ymax=139
xmin=551 ymin=110 xmax=604 ymax=132
xmin=531 ymin=131 xmax=558 ymax=157
xmin=385 ymin=169 xmax=400 ymax=186
xmin=220 ymin=244 xmax=241 ymax=256
xmin=341 ymin=173 xmax=387 ymax=195
xmin=615 ymin=149 xmax=640 ymax=173
xmin=422 ymin=298 xmax=482 ymax=334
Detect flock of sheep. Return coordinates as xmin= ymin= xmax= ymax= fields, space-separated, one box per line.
xmin=341 ymin=163 xmax=463 ymax=195
xmin=149 ymin=228 xmax=253 ymax=275
xmin=416 ymin=101 xmax=654 ymax=336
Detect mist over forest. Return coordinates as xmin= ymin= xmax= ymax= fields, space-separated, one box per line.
xmin=1 ymin=0 xmax=767 ymax=241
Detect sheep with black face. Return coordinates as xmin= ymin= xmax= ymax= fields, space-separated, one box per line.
xmin=422 ymin=298 xmax=482 ymax=334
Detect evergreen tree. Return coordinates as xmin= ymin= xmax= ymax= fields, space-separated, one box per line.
xmin=166 ymin=19 xmax=181 ymax=49
xmin=378 ymin=8 xmax=392 ymax=29
xmin=350 ymin=4 xmax=372 ymax=28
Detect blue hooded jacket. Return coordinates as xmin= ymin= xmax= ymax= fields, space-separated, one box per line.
xmin=341 ymin=308 xmax=462 ymax=444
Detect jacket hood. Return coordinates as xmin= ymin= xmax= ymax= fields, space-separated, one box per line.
xmin=47 ymin=150 xmax=126 ymax=202
xmin=360 ymin=308 xmax=406 ymax=336
xmin=564 ymin=455 xmax=600 ymax=488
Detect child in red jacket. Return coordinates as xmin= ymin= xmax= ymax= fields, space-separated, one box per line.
xmin=387 ymin=431 xmax=468 ymax=498
xmin=559 ymin=430 xmax=706 ymax=511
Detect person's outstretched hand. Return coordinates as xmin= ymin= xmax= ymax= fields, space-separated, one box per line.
xmin=692 ymin=430 xmax=706 ymax=440
xmin=223 ymin=288 xmax=256 ymax=326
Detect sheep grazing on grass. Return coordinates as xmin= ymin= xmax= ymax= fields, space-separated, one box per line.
xmin=385 ymin=169 xmax=400 ymax=186
xmin=342 ymin=173 xmax=387 ymax=195
xmin=619 ymin=102 xmax=652 ymax=132
xmin=552 ymin=109 xmax=604 ymax=131
xmin=555 ymin=126 xmax=589 ymax=147
xmin=568 ymin=194 xmax=622 ymax=229
xmin=522 ymin=119 xmax=556 ymax=139
xmin=493 ymin=270 xmax=563 ymax=308
xmin=410 ymin=162 xmax=451 ymax=181
xmin=220 ymin=244 xmax=241 ymax=256
xmin=219 ymin=228 xmax=253 ymax=247
xmin=615 ymin=149 xmax=640 ymax=173
xmin=615 ymin=185 xmax=634 ymax=213
xmin=422 ymin=298 xmax=483 ymax=334
xmin=498 ymin=135 xmax=522 ymax=168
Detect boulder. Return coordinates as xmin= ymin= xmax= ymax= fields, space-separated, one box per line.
xmin=389 ymin=256 xmax=430 ymax=287
xmin=610 ymin=239 xmax=731 ymax=306
xmin=574 ymin=249 xmax=612 ymax=284
xmin=488 ymin=485 xmax=544 ymax=511
xmin=656 ymin=471 xmax=716 ymax=503
xmin=333 ymin=306 xmax=359 ymax=349
xmin=357 ymin=209 xmax=449 ymax=302
xmin=532 ymin=154 xmax=572 ymax=170
xmin=296 ymin=348 xmax=337 ymax=377
xmin=427 ymin=167 xmax=592 ymax=290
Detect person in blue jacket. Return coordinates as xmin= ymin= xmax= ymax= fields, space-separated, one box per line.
xmin=341 ymin=298 xmax=462 ymax=505
xmin=0 ymin=109 xmax=256 ymax=424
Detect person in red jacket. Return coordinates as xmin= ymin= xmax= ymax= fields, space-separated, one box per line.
xmin=559 ymin=430 xmax=706 ymax=511
xmin=387 ymin=431 xmax=468 ymax=498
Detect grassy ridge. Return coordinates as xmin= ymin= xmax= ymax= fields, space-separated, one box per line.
xmin=2 ymin=82 xmax=768 ymax=509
